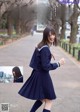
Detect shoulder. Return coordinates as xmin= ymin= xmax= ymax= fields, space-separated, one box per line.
xmin=14 ymin=76 xmax=23 ymax=82
xmin=37 ymin=45 xmax=49 ymax=52
xmin=37 ymin=45 xmax=51 ymax=56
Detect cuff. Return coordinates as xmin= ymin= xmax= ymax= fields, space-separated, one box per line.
xmin=57 ymin=62 xmax=60 ymax=67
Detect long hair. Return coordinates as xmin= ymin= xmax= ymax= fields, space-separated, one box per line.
xmin=37 ymin=27 xmax=57 ymax=48
xmin=12 ymin=66 xmax=22 ymax=79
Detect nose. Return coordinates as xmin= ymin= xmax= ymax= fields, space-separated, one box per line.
xmin=51 ymin=36 xmax=55 ymax=40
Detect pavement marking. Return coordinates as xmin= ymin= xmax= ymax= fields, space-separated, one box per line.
xmin=58 ymin=47 xmax=80 ymax=68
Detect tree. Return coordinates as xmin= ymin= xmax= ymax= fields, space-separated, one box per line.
xmin=0 ymin=0 xmax=36 ymax=37
xmin=60 ymin=4 xmax=66 ymax=39
xmin=48 ymin=0 xmax=61 ymax=37
xmin=13 ymin=0 xmax=35 ymax=34
xmin=48 ymin=0 xmax=80 ymax=44
xmin=69 ymin=0 xmax=80 ymax=43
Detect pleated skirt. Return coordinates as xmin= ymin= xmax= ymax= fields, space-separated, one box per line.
xmin=18 ymin=69 xmax=56 ymax=100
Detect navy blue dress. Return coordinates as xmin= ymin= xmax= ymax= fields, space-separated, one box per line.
xmin=18 ymin=45 xmax=59 ymax=100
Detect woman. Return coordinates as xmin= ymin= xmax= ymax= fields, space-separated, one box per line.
xmin=12 ymin=66 xmax=23 ymax=83
xmin=18 ymin=27 xmax=65 ymax=112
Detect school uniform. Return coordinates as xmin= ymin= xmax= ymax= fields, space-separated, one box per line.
xmin=18 ymin=45 xmax=59 ymax=100
xmin=14 ymin=75 xmax=23 ymax=83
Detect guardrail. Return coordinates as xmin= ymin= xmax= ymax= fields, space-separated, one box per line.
xmin=59 ymin=40 xmax=80 ymax=61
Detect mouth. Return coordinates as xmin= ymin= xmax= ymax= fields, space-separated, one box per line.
xmin=50 ymin=39 xmax=54 ymax=42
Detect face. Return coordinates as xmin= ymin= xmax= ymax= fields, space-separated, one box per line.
xmin=12 ymin=71 xmax=16 ymax=76
xmin=48 ymin=32 xmax=55 ymax=44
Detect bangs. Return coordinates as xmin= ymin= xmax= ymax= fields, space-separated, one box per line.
xmin=50 ymin=29 xmax=56 ymax=35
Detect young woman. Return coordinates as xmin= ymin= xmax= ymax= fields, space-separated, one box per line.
xmin=12 ymin=66 xmax=23 ymax=83
xmin=18 ymin=27 xmax=65 ymax=112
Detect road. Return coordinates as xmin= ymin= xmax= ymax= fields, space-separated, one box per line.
xmin=0 ymin=32 xmax=80 ymax=112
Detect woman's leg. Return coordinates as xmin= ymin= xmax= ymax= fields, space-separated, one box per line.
xmin=42 ymin=99 xmax=53 ymax=112
xmin=30 ymin=100 xmax=43 ymax=112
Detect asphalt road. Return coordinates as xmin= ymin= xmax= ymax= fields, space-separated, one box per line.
xmin=0 ymin=32 xmax=80 ymax=112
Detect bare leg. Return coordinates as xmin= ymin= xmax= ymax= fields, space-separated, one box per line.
xmin=42 ymin=99 xmax=53 ymax=111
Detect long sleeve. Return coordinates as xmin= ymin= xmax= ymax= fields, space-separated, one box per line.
xmin=40 ymin=47 xmax=59 ymax=71
xmin=29 ymin=49 xmax=38 ymax=69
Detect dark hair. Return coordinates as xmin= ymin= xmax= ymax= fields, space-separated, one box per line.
xmin=37 ymin=27 xmax=57 ymax=48
xmin=12 ymin=66 xmax=22 ymax=78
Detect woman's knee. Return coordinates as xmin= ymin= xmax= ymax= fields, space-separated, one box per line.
xmin=45 ymin=99 xmax=53 ymax=103
xmin=40 ymin=99 xmax=46 ymax=103
xmin=41 ymin=99 xmax=53 ymax=103
xmin=41 ymin=99 xmax=53 ymax=105
xmin=44 ymin=99 xmax=53 ymax=110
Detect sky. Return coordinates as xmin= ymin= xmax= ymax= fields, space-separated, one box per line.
xmin=37 ymin=0 xmax=49 ymax=4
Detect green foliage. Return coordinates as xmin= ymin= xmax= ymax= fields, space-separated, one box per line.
xmin=60 ymin=39 xmax=80 ymax=47
xmin=0 ymin=41 xmax=3 ymax=45
xmin=61 ymin=39 xmax=69 ymax=43
xmin=0 ymin=18 xmax=7 ymax=29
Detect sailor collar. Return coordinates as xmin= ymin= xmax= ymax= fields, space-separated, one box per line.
xmin=37 ymin=45 xmax=49 ymax=51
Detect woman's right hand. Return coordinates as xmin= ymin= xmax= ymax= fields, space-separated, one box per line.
xmin=59 ymin=58 xmax=65 ymax=66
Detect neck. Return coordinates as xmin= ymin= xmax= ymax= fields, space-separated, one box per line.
xmin=47 ymin=43 xmax=52 ymax=47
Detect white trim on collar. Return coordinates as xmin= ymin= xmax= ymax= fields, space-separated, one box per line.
xmin=38 ymin=45 xmax=49 ymax=51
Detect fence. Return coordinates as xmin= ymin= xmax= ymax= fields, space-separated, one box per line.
xmin=59 ymin=40 xmax=80 ymax=61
